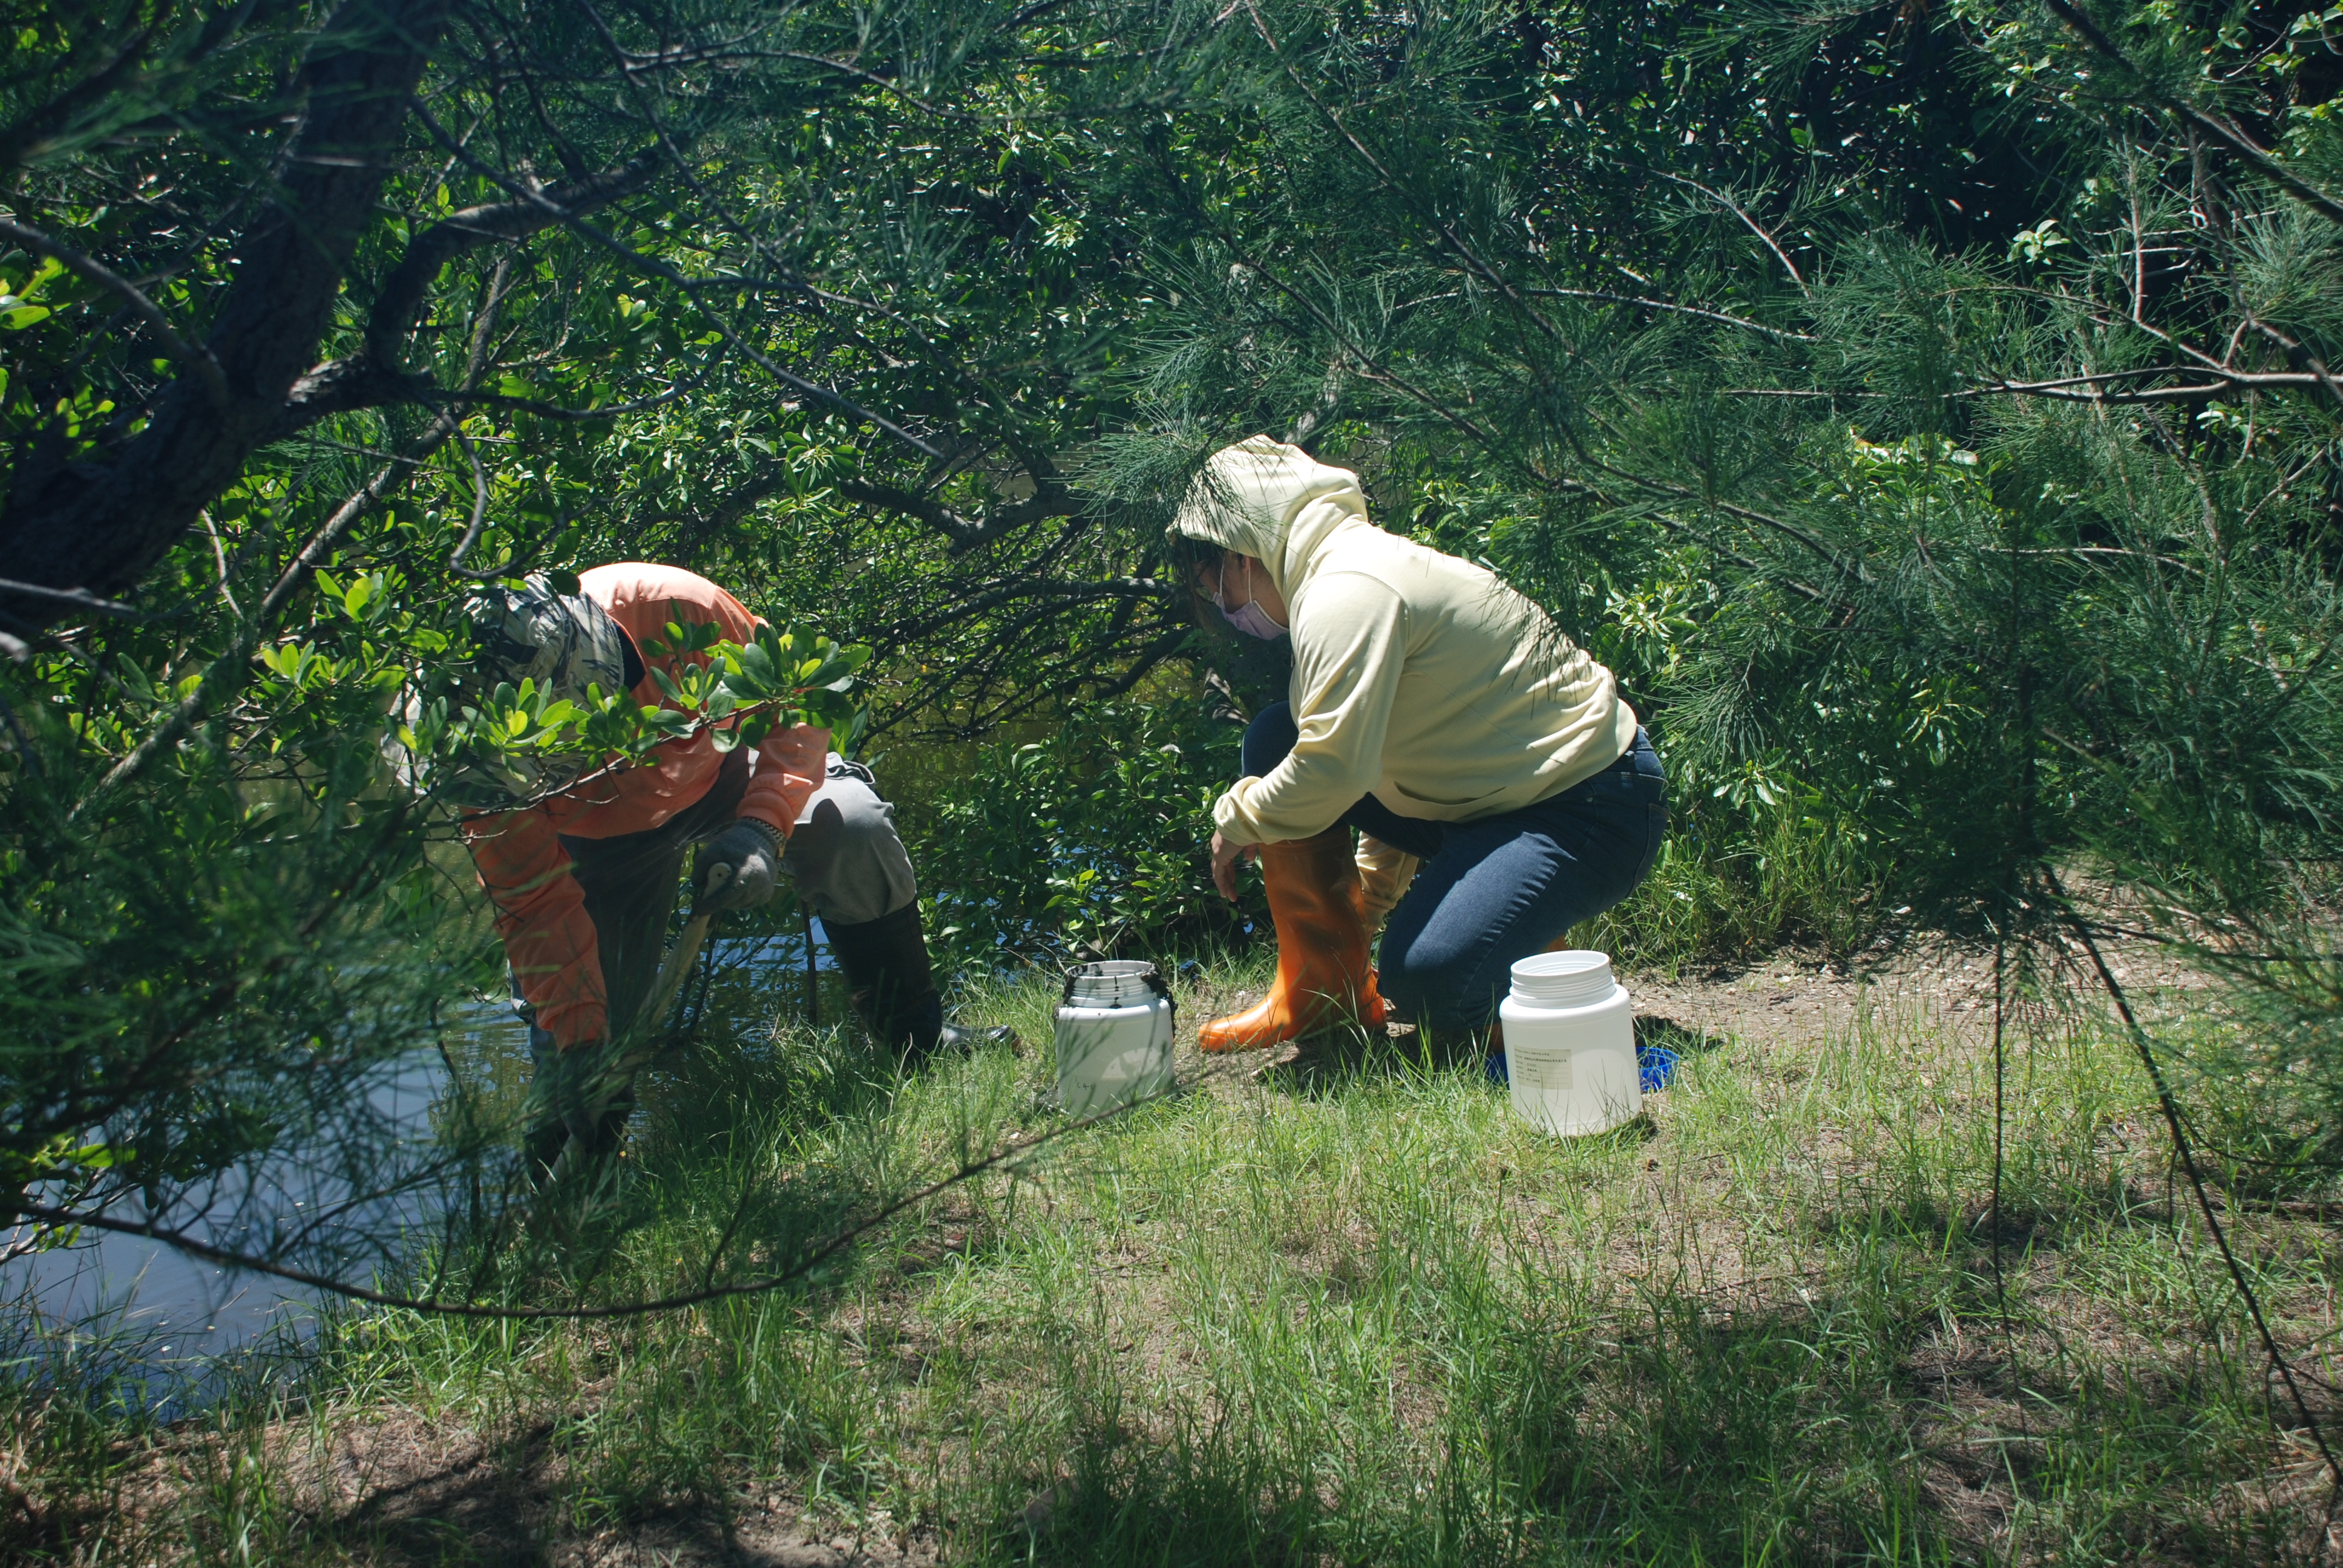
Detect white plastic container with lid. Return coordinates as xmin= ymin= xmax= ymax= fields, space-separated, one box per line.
xmin=1498 ymin=950 xmax=1640 ymax=1137
xmin=1053 ymin=960 xmax=1176 ymax=1118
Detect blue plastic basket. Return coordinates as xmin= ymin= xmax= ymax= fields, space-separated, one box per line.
xmin=1637 ymin=1045 xmax=1678 ymax=1093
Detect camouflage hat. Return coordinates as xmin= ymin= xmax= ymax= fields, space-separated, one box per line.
xmin=396 ymin=691 xmax=597 ymax=812
xmin=465 ymin=574 xmax=630 ymax=704
xmin=416 ymin=575 xmax=633 ymax=809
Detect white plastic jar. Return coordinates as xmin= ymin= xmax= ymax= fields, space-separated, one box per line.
xmin=1054 ymin=960 xmax=1175 ymax=1117
xmin=1498 ymin=950 xmax=1640 ymax=1137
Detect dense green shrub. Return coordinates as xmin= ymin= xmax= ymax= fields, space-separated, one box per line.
xmin=900 ymin=698 xmax=1263 ymax=971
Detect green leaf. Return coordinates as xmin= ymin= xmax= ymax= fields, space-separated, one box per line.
xmin=733 ymin=639 xmax=776 ymax=695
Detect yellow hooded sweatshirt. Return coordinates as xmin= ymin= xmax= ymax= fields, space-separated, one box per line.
xmin=1175 ymin=436 xmax=1637 ymax=847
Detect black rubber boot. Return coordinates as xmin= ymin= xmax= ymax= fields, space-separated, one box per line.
xmin=939 ymin=1019 xmax=1018 ymax=1053
xmin=824 ymin=903 xmax=1020 ymax=1063
xmin=824 ymin=901 xmax=945 ymax=1060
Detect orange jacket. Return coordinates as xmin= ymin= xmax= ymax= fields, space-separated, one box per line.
xmin=462 ymin=563 xmax=828 ymax=1048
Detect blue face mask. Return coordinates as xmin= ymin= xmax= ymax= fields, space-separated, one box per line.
xmin=1212 ymin=560 xmax=1287 ymax=641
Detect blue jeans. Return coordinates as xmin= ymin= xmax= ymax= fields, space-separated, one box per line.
xmin=1240 ymin=703 xmax=1667 ymax=1030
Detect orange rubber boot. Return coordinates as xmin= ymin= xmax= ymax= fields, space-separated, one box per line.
xmin=1199 ymin=827 xmax=1388 ymax=1053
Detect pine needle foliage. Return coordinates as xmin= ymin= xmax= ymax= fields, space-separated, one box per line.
xmin=1086 ymin=0 xmax=2343 ymax=1177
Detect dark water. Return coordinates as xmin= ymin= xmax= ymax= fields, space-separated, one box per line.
xmin=0 ymin=932 xmax=830 ymax=1411
xmin=1 ymin=1045 xmax=468 ymax=1411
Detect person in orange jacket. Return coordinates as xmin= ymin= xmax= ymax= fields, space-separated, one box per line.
xmin=455 ymin=563 xmax=1001 ymax=1172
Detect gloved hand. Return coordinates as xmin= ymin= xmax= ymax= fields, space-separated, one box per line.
xmin=1355 ymin=834 xmax=1420 ymax=938
xmin=695 ymin=817 xmax=784 ymax=913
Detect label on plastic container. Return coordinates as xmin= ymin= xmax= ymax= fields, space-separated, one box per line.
xmin=1512 ymin=1048 xmax=1572 ymax=1095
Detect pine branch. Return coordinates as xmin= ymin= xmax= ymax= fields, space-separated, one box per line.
xmin=2043 ymin=0 xmax=2343 ymax=228
xmin=1527 ymin=287 xmax=1817 ymax=343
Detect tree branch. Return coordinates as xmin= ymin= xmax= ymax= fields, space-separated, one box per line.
xmin=1637 ymin=168 xmax=1813 ymax=297
xmin=0 ymin=578 xmax=142 ymax=619
xmin=0 ymin=212 xmax=228 ymax=407
xmin=0 ymin=0 xmax=452 ymax=627
xmin=266 ymin=150 xmax=666 ymax=437
xmin=836 ymin=475 xmax=1080 ymax=554
xmin=74 ymin=260 xmax=508 ymax=811
xmin=1085 ymin=624 xmax=1192 ymax=698
xmin=408 ymin=97 xmax=952 ymax=463
xmin=871 ymin=574 xmax=1168 ymax=647
xmin=1527 ymin=287 xmax=1817 ymax=343
xmin=1224 ymin=0 xmax=1575 ymax=346
xmin=370 ymin=153 xmax=662 ymax=369
xmin=0 ymin=8 xmax=172 ymax=171
xmin=2042 ymin=0 xmax=2343 ymax=229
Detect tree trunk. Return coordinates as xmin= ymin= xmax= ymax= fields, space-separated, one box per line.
xmin=0 ymin=0 xmax=448 ymax=629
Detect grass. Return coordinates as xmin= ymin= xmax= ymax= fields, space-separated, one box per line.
xmin=4 ymin=952 xmax=2338 ymax=1564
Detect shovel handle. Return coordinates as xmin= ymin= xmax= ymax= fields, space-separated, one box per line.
xmin=546 ymin=863 xmax=732 ymax=1181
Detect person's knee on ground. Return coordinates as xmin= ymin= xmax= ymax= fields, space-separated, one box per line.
xmin=1377 ymin=928 xmax=1504 ymax=1039
xmin=1378 ymin=736 xmax=1670 ymax=1062
xmin=1374 ymin=853 xmax=1568 ymax=1037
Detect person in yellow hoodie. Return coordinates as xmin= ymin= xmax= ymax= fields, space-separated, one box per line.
xmin=1167 ymin=436 xmax=1666 ymax=1048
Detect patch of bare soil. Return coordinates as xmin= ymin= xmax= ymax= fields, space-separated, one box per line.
xmin=560 ymin=1500 xmax=941 ymax=1568
xmin=120 ymin=1406 xmax=943 ymax=1568
xmin=1184 ymin=942 xmax=2008 ymax=1095
xmin=309 ymin=1413 xmax=558 ymax=1563
xmin=1628 ymin=944 xmax=2005 ymax=1047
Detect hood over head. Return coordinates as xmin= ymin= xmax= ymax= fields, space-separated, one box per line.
xmin=1167 ymin=436 xmax=1370 ymax=601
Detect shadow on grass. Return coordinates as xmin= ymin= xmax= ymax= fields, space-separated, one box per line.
xmin=1254 ymin=1012 xmax=1722 ymax=1099
xmin=16 ymin=960 xmax=2322 ymax=1567
xmin=960 ymin=1285 xmax=2312 ymax=1568
xmin=1634 ymin=1013 xmax=1723 ymax=1057
xmin=318 ymin=1418 xmax=562 ymax=1566
xmin=966 ymin=1298 xmax=1942 ymax=1566
xmin=409 ymin=990 xmax=994 ymax=1356
xmin=1250 ymin=1021 xmax=1488 ymax=1097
